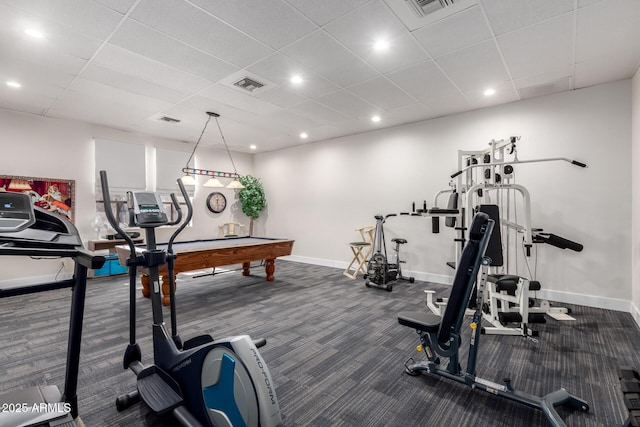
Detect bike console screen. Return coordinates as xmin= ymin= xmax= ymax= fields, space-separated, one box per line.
xmin=131 ymin=192 xmax=169 ymax=227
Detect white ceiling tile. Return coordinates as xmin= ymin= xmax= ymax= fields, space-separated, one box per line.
xmin=420 ymin=94 xmax=472 ymax=118
xmin=289 ymin=100 xmax=350 ymax=124
xmin=463 ymin=81 xmax=519 ymax=108
xmin=93 ymin=44 xmax=212 ymax=93
xmin=189 ymin=0 xmax=316 ymax=49
xmin=574 ymin=54 xmax=640 ymax=89
xmin=413 ymin=5 xmax=492 ymax=58
xmin=1 ymin=0 xmax=125 ymax=39
xmin=378 ymin=103 xmax=434 ymax=127
xmin=295 ymin=124 xmax=343 ymax=142
xmin=68 ymin=78 xmax=173 ymax=111
xmin=386 ymin=60 xmax=460 ymax=102
xmin=481 ymin=0 xmax=574 ymax=36
xmin=498 ymin=13 xmax=573 ymax=79
xmin=0 ymin=66 xmax=69 ymax=98
xmin=578 ymin=0 xmax=602 ymax=6
xmin=516 ymin=76 xmax=571 ymax=100
xmin=435 ymin=40 xmax=510 ymax=91
xmin=197 ymin=84 xmax=282 ymax=115
xmin=325 ymin=0 xmax=406 ymax=46
xmin=80 ymin=63 xmax=189 ymax=103
xmin=151 ymin=104 xmax=219 ymax=140
xmin=286 ymin=0 xmax=371 ymax=26
xmin=261 ymin=109 xmax=322 ymax=132
xmin=255 ymin=85 xmax=309 ymax=108
xmin=347 ymin=77 xmax=415 ymax=110
xmin=0 ymin=85 xmax=55 ymax=114
xmin=246 ymin=53 xmax=340 ymax=98
xmin=176 ymin=95 xmax=257 ymax=125
xmin=325 ymin=1 xmax=429 ymax=73
xmin=0 ymin=4 xmax=103 ymax=60
xmin=361 ymin=32 xmax=430 ymax=74
xmin=92 ymin=0 xmax=137 ymax=14
xmin=129 ymin=0 xmax=273 ymax=67
xmin=314 ymin=89 xmax=378 ymax=118
xmin=281 ymin=30 xmax=379 ymax=87
xmin=108 ymin=20 xmax=240 ymax=82
xmin=576 ymin=0 xmax=640 ymax=63
xmin=48 ymin=94 xmax=162 ymax=129
xmin=0 ymin=40 xmax=87 ymax=79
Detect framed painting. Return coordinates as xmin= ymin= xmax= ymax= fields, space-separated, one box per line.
xmin=0 ymin=175 xmax=75 ymax=222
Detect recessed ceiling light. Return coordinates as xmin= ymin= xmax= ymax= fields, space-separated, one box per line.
xmin=374 ymin=39 xmax=390 ymax=51
xmin=300 ymin=132 xmax=308 ymax=139
xmin=6 ymin=81 xmax=21 ymax=88
xmin=24 ymin=28 xmax=44 ymax=39
xmin=250 ymin=144 xmax=257 ymax=150
xmin=371 ymin=115 xmax=381 ymax=123
xmin=291 ymin=75 xmax=303 ymax=85
xmin=484 ymin=88 xmax=496 ymax=96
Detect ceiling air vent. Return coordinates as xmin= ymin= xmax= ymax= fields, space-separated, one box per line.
xmin=406 ymin=0 xmax=456 ymax=17
xmin=233 ymin=77 xmax=264 ymax=92
xmin=158 ymin=116 xmax=181 ymax=123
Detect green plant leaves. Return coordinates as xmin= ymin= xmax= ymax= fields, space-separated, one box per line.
xmin=237 ymin=175 xmax=266 ymax=219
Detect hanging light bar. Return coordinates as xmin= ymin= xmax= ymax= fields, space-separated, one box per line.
xmin=179 ymin=111 xmax=245 ymax=189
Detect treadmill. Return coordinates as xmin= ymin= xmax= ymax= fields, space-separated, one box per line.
xmin=0 ymin=192 xmax=105 ymax=427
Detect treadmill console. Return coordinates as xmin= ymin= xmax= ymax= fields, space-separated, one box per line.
xmin=130 ymin=191 xmax=169 ymax=227
xmin=0 ymin=192 xmax=36 ymax=233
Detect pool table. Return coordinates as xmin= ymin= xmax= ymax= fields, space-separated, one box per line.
xmin=115 ymin=237 xmax=294 ymax=305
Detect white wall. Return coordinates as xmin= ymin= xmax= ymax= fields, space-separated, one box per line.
xmin=632 ymin=69 xmax=640 ymax=324
xmin=0 ymin=109 xmax=253 ymax=285
xmin=256 ymin=80 xmax=632 ymax=311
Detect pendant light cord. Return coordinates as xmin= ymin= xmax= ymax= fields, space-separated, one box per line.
xmin=214 ymin=116 xmax=239 ymax=176
xmin=185 ymin=113 xmax=214 ymax=169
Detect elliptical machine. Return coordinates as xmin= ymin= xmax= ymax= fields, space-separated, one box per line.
xmin=100 ymin=171 xmax=282 ymax=427
xmin=364 ymin=214 xmax=414 ymax=292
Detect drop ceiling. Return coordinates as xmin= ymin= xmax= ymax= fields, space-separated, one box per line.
xmin=0 ymin=0 xmax=639 ymax=152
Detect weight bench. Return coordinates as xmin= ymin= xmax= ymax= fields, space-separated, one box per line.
xmin=398 ymin=212 xmax=589 ymax=427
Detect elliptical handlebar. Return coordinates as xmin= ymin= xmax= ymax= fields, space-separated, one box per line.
xmin=167 ymin=193 xmax=183 ymax=227
xmin=167 ymin=178 xmax=193 ymax=254
xmin=99 ymin=170 xmax=137 ymax=255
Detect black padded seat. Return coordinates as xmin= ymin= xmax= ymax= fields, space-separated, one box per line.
xmin=398 ymin=311 xmax=442 ymax=333
xmin=488 ymin=274 xmax=541 ymax=293
xmin=392 ymin=238 xmax=407 ymax=244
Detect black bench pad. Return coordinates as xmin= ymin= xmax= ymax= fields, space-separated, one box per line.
xmin=488 ymin=274 xmax=541 ymax=293
xmin=398 ymin=311 xmax=441 ymax=333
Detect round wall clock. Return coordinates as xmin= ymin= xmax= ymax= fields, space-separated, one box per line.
xmin=206 ymin=192 xmax=227 ymax=213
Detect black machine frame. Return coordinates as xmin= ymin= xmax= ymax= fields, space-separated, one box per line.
xmin=398 ymin=212 xmax=589 ymax=427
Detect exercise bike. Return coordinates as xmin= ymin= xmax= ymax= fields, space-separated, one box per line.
xmin=100 ymin=171 xmax=282 ymax=427
xmin=364 ymin=214 xmax=414 ymax=292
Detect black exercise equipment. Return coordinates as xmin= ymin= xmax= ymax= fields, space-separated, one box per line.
xmin=0 ymin=191 xmax=105 ymax=427
xmin=100 ymin=171 xmax=282 ymax=427
xmin=619 ymin=367 xmax=640 ymax=426
xmin=364 ymin=214 xmax=413 ymax=292
xmin=398 ymin=212 xmax=589 ymax=427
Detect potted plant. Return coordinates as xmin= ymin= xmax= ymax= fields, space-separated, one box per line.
xmin=237 ymin=175 xmax=266 ymax=236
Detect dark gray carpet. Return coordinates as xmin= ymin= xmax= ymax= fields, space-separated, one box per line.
xmin=1 ymin=260 xmax=638 ymax=426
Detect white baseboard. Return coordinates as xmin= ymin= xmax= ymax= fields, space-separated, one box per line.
xmin=631 ymin=301 xmax=640 ymax=328
xmin=0 ymin=272 xmax=74 ymax=289
xmin=282 ymin=255 xmax=635 ymax=314
xmin=534 ymin=289 xmax=630 ymax=312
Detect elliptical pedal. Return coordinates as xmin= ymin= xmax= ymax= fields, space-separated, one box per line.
xmin=136 ymin=366 xmax=184 ymax=414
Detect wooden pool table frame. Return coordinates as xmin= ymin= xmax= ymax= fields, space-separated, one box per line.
xmin=116 ymin=237 xmax=294 ymax=305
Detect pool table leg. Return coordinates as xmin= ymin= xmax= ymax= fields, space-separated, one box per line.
xmin=141 ymin=274 xmax=150 ymax=298
xmin=242 ymin=262 xmax=251 ymax=277
xmin=161 ymin=274 xmax=175 ymax=306
xmin=265 ymin=258 xmax=275 ymax=281
xmin=140 ymin=273 xmax=175 ymax=306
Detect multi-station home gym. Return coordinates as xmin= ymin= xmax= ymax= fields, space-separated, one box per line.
xmin=1 ymin=1 xmax=640 ymax=426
